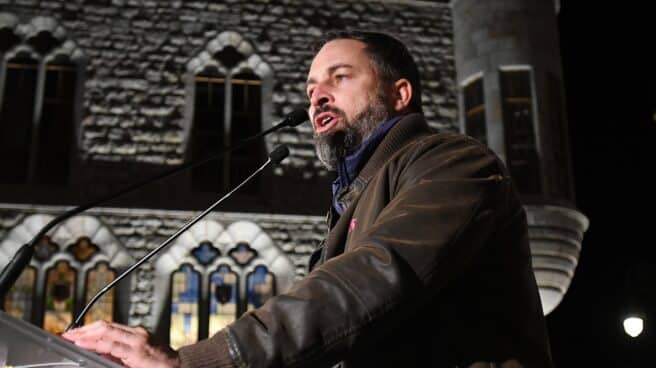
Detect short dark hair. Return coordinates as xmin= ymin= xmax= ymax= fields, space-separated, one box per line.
xmin=313 ymin=30 xmax=423 ymax=114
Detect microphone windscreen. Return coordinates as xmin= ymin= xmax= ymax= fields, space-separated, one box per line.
xmin=269 ymin=145 xmax=290 ymax=165
xmin=284 ymin=109 xmax=309 ymax=127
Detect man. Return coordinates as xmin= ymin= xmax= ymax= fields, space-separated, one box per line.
xmin=64 ymin=31 xmax=553 ymax=367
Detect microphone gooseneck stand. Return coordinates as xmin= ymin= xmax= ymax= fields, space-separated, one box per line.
xmin=66 ymin=145 xmax=290 ymax=331
xmin=0 ymin=110 xmax=307 ymax=300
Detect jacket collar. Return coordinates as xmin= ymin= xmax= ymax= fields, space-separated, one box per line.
xmin=332 ymin=115 xmax=403 ymax=215
xmin=321 ymin=113 xmax=432 ymax=261
xmin=354 ymin=112 xmax=432 ymax=190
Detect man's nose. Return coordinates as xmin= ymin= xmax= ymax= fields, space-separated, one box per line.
xmin=310 ymin=87 xmax=333 ymax=109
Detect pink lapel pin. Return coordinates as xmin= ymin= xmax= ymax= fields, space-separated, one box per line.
xmin=349 ymin=218 xmax=357 ymax=233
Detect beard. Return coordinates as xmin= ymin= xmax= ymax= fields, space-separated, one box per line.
xmin=313 ymin=92 xmax=390 ymax=171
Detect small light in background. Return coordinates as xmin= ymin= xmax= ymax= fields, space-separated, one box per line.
xmin=623 ymin=315 xmax=644 ymax=338
xmin=622 ymin=262 xmax=652 ymax=339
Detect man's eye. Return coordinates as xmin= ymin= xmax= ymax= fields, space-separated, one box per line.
xmin=307 ymin=89 xmax=314 ymax=98
xmin=335 ymin=75 xmax=346 ymax=81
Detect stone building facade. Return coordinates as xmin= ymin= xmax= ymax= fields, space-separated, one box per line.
xmin=0 ymin=0 xmax=585 ymax=348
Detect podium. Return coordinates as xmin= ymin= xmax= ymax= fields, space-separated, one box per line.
xmin=0 ymin=311 xmax=122 ymax=367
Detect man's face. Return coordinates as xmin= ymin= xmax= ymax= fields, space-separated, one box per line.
xmin=306 ymin=39 xmax=390 ymax=170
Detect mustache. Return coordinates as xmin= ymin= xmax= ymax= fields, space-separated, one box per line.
xmin=312 ymin=105 xmax=347 ymax=122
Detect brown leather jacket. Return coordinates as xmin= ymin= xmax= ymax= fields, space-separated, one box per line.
xmin=179 ymin=113 xmax=553 ymax=368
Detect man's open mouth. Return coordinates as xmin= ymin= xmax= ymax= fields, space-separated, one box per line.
xmin=314 ymin=112 xmax=340 ymax=134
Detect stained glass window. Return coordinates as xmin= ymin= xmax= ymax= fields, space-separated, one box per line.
xmin=228 ymin=242 xmax=257 ymax=266
xmin=67 ymin=237 xmax=99 ymax=263
xmin=34 ymin=236 xmax=59 ymax=262
xmin=84 ymin=262 xmax=116 ymax=325
xmin=191 ymin=241 xmax=220 ymax=266
xmin=170 ymin=264 xmax=200 ymax=349
xmin=1 ymin=215 xmax=125 ymax=331
xmin=43 ymin=261 xmax=76 ymax=335
xmin=208 ymin=265 xmax=239 ymax=337
xmin=246 ymin=265 xmax=275 ymax=311
xmin=3 ymin=266 xmax=36 ymax=321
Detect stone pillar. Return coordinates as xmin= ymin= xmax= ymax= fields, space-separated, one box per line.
xmin=451 ymin=0 xmax=589 ymax=314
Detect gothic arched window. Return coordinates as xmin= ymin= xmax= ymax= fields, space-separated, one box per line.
xmin=0 ymin=53 xmax=38 ymax=183
xmin=167 ymin=244 xmax=278 ymax=349
xmin=2 ymin=265 xmax=36 ymax=321
xmin=192 ymin=69 xmax=227 ymax=193
xmin=191 ymin=67 xmax=263 ymax=194
xmin=0 ymin=215 xmax=132 ymax=333
xmin=84 ymin=261 xmax=117 ymax=325
xmin=154 ymin=220 xmax=295 ymax=349
xmin=229 ymin=71 xmax=263 ymax=193
xmin=170 ymin=264 xmax=201 ymax=349
xmin=0 ymin=21 xmax=82 ymax=186
xmin=208 ymin=264 xmax=239 ymax=338
xmin=246 ymin=265 xmax=275 ymax=312
xmin=35 ymin=56 xmax=78 ymax=185
xmin=187 ymin=32 xmax=272 ymax=195
xmin=43 ymin=260 xmax=77 ymax=335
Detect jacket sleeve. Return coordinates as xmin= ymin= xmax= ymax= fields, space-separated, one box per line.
xmin=180 ymin=136 xmax=515 ymax=368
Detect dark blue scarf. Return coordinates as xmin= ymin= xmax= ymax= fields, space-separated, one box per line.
xmin=331 ymin=115 xmax=402 ymax=215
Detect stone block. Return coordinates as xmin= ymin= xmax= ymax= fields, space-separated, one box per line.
xmin=140 ymin=106 xmax=175 ymax=117
xmin=120 ymin=79 xmax=149 ymax=91
xmin=145 ymin=71 xmax=162 ymax=83
xmin=185 ymin=1 xmax=207 ymax=10
xmin=133 ymin=20 xmax=154 ymax=29
xmin=208 ymin=3 xmax=228 ymax=12
xmin=15 ymin=0 xmax=37 ymax=6
xmin=41 ymin=1 xmax=62 ymax=9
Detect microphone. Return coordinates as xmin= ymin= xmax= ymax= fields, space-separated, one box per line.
xmin=279 ymin=109 xmax=308 ymax=128
xmin=244 ymin=109 xmax=307 ymax=143
xmin=0 ymin=110 xmax=307 ymax=300
xmin=66 ymin=146 xmax=290 ymax=331
xmin=269 ymin=145 xmax=290 ymax=165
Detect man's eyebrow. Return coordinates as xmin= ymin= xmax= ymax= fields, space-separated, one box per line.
xmin=306 ymin=63 xmax=354 ymax=85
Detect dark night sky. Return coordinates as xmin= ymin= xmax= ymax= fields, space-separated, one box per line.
xmin=549 ymin=3 xmax=655 ymax=366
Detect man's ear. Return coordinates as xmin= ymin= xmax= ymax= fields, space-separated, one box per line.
xmin=391 ymin=78 xmax=413 ymax=113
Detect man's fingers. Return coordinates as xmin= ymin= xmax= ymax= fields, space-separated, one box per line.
xmin=77 ymin=334 xmax=146 ymax=366
xmin=104 ymin=324 xmax=149 ymax=347
xmin=73 ymin=334 xmax=128 ymax=355
xmin=64 ymin=321 xmax=148 ymax=342
xmin=65 ymin=321 xmax=148 ymax=354
xmin=63 ymin=320 xmax=180 ymax=368
xmin=63 ymin=320 xmax=112 ymax=339
xmin=108 ymin=322 xmax=150 ymax=338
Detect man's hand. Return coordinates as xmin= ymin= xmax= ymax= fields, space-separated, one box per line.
xmin=62 ymin=320 xmax=180 ymax=368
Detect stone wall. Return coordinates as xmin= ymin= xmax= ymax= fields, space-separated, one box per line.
xmin=0 ymin=0 xmax=457 ymax=179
